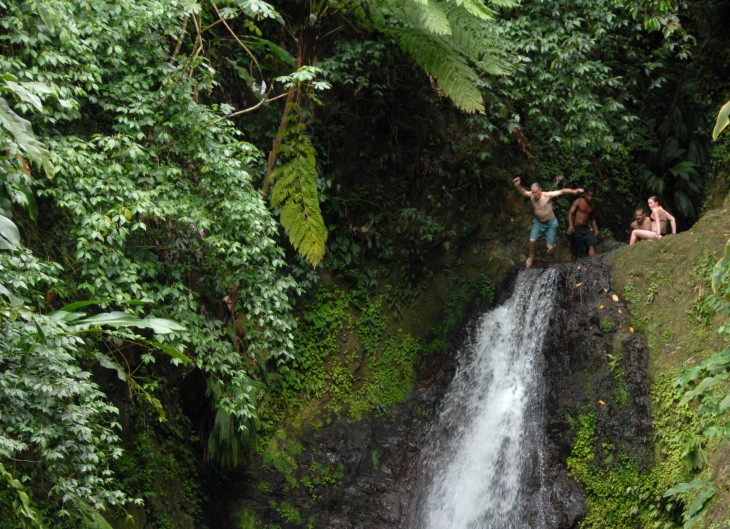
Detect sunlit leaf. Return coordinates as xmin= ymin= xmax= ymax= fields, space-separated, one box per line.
xmin=712 ymin=99 xmax=730 ymax=141
xmin=663 ymin=478 xmax=710 ymax=497
xmin=0 ymin=214 xmax=20 ymax=249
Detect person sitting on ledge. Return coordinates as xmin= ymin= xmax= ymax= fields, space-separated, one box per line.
xmin=629 ymin=196 xmax=676 ymax=245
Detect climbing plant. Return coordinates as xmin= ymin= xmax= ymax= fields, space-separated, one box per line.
xmin=0 ymin=0 xmax=300 ymax=524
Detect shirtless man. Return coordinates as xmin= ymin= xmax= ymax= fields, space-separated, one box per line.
xmin=567 ymin=189 xmax=599 ymax=259
xmin=629 ymin=208 xmax=651 ymax=240
xmin=513 ymin=177 xmax=584 ymax=268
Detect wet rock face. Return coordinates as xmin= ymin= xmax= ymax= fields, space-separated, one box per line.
xmin=538 ymin=259 xmax=653 ymax=528
xmin=544 ymin=259 xmax=652 ymax=463
xmin=225 ymin=259 xmax=652 ymax=529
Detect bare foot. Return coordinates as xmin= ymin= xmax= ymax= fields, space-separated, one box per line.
xmin=525 ymin=256 xmax=533 ymax=268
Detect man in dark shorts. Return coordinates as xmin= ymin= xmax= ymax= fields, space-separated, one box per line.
xmin=567 ymin=189 xmax=598 ymax=259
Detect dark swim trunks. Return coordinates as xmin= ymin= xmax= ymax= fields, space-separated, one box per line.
xmin=570 ymin=225 xmax=596 ymax=256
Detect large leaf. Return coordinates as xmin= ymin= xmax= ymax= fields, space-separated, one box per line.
xmin=683 ymin=485 xmax=715 ymax=528
xmin=452 ymin=0 xmax=500 ymax=20
xmin=4 ymin=80 xmax=45 ymax=112
xmin=712 ymin=99 xmax=730 ymax=141
xmin=270 ymin=131 xmax=327 ymax=267
xmin=246 ymin=36 xmax=295 ymax=67
xmin=0 ymin=97 xmax=55 ymax=176
xmin=271 ymin=159 xmax=327 ymax=267
xmin=77 ymin=311 xmax=143 ymax=327
xmin=397 ymin=28 xmax=484 ymax=113
xmin=0 ymin=214 xmax=21 ymax=250
xmin=139 ymin=339 xmax=191 ymax=363
xmin=137 ymin=317 xmax=187 ymax=334
xmin=679 ymin=374 xmax=728 ymax=404
xmin=52 ymin=308 xmax=186 ymax=336
xmin=409 ymin=0 xmax=452 ymax=35
xmin=56 ymin=298 xmax=144 ymax=312
xmin=84 ymin=510 xmax=114 ymax=529
xmin=663 ymin=478 xmax=711 ymax=497
xmin=77 ymin=311 xmax=185 ymax=334
xmin=0 ymin=283 xmax=23 ymax=307
xmin=446 ymin=3 xmax=511 ymax=74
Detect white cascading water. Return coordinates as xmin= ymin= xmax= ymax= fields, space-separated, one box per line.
xmin=410 ymin=267 xmax=559 ymax=529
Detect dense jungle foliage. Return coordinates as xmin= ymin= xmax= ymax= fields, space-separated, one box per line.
xmin=1 ymin=0 xmax=729 ymax=528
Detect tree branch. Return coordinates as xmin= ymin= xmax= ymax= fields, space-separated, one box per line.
xmin=207 ymin=91 xmax=289 ymax=127
xmin=209 ymin=0 xmax=260 ymax=71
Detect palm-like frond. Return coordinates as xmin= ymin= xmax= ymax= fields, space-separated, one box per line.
xmin=408 ymin=0 xmax=453 ymax=35
xmin=370 ymin=0 xmax=515 ymax=113
xmin=451 ymin=0 xmax=498 ymax=20
xmin=445 ymin=4 xmax=512 ymax=74
xmin=270 ymin=131 xmax=327 ymax=268
xmin=396 ymin=27 xmax=484 ymax=113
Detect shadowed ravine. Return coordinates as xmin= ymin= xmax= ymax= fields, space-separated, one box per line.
xmin=408 ymin=268 xmax=559 ymax=529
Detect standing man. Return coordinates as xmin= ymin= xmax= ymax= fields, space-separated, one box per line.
xmin=513 ymin=177 xmax=584 ymax=268
xmin=567 ymin=189 xmax=599 ymax=260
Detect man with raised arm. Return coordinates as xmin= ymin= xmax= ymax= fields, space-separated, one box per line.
xmin=513 ymin=176 xmax=584 ymax=268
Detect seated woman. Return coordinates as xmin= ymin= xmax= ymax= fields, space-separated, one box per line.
xmin=629 ymin=196 xmax=676 ymax=244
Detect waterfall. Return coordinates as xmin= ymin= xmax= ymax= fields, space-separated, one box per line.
xmin=410 ymin=267 xmax=560 ymax=529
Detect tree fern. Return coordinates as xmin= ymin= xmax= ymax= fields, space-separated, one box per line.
xmin=408 ymin=0 xmax=453 ymax=35
xmin=445 ymin=4 xmax=512 ymax=74
xmin=270 ymin=123 xmax=327 ymax=268
xmin=396 ymin=27 xmax=485 ymax=113
xmin=369 ymin=0 xmax=515 ymax=113
xmin=451 ymin=0 xmax=500 ymax=20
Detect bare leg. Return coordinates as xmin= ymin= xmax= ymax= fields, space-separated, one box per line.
xmin=588 ymin=246 xmax=595 ymax=257
xmin=630 ymin=229 xmax=659 ymax=244
xmin=526 ymin=239 xmax=536 ymax=268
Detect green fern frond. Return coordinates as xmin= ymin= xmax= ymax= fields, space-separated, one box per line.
xmin=397 ymin=27 xmax=484 ymax=113
xmin=450 ymin=0 xmax=497 ymax=20
xmin=484 ymin=0 xmax=519 ymax=8
xmin=445 ymin=4 xmax=512 ymax=75
xmin=270 ymin=132 xmax=327 ymax=268
xmin=407 ymin=0 xmax=452 ymax=36
xmin=369 ymin=0 xmax=515 ymax=113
